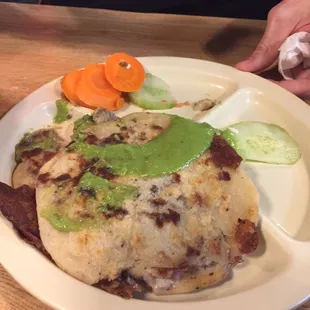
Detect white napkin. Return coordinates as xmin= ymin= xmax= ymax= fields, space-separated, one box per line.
xmin=278 ymin=32 xmax=310 ymax=80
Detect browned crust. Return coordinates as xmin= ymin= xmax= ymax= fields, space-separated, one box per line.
xmin=218 ymin=171 xmax=231 ymax=181
xmin=210 ymin=135 xmax=242 ymax=169
xmin=235 ymin=218 xmax=259 ymax=254
xmin=142 ymin=209 xmax=180 ymax=228
xmin=95 ymin=271 xmax=150 ymax=299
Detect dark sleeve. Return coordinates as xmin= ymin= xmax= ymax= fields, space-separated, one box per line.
xmin=46 ymin=0 xmax=280 ymax=19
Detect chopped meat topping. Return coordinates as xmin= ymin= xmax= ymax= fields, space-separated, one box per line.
xmin=95 ymin=271 xmax=149 ymax=299
xmin=210 ymin=135 xmax=242 ymax=169
xmin=235 ymin=218 xmax=259 ymax=254
xmin=144 ymin=208 xmax=180 ymax=228
xmin=55 ymin=173 xmax=71 ymax=182
xmin=83 ymin=158 xmax=98 ymax=170
xmin=90 ymin=166 xmax=115 ymax=180
xmin=150 ymin=197 xmax=167 ymax=206
xmin=85 ymin=134 xmax=101 ymax=145
xmin=151 ymin=124 xmax=164 ymax=131
xmin=177 ymin=194 xmax=186 ymax=202
xmin=103 ymin=207 xmax=129 ymax=220
xmin=150 ymin=185 xmax=159 ymax=194
xmin=218 ymin=171 xmax=231 ymax=181
xmin=79 ymin=188 xmax=96 ymax=199
xmin=193 ymin=192 xmax=203 ymax=206
xmin=187 ymin=246 xmax=201 ymax=256
xmin=86 ymin=132 xmax=129 ymax=146
xmin=67 ymin=173 xmax=83 ymax=187
xmin=138 ymin=132 xmax=147 ymax=141
xmin=172 ymin=173 xmax=181 ymax=184
xmin=20 ymin=148 xmax=43 ymax=159
xmin=37 ymin=172 xmax=51 ymax=184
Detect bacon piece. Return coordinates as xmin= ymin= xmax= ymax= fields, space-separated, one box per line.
xmin=210 ymin=135 xmax=242 ymax=169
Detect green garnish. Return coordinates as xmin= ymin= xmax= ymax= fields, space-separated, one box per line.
xmin=53 ymin=100 xmax=70 ymax=124
xmin=78 ymin=172 xmax=137 ymax=211
xmin=15 ymin=129 xmax=60 ymax=162
xmin=71 ymin=114 xmax=95 ymax=141
xmin=73 ymin=115 xmax=215 ymax=177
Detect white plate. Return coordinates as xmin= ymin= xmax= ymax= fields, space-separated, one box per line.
xmin=1 ymin=57 xmax=310 ymax=310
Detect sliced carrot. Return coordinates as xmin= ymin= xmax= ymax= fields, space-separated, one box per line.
xmin=61 ymin=70 xmax=80 ymax=104
xmin=105 ymin=53 xmax=145 ymax=92
xmin=75 ymin=64 xmax=123 ymax=111
xmin=116 ymin=97 xmax=125 ymax=109
xmin=61 ymin=70 xmax=93 ymax=109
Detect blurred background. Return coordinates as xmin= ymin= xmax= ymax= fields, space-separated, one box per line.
xmin=1 ymin=0 xmax=280 ymax=20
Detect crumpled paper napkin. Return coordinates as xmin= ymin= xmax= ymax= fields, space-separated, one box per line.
xmin=278 ymin=31 xmax=310 ymax=80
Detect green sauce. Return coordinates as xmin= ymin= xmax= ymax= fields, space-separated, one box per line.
xmin=41 ymin=172 xmax=137 ymax=232
xmin=40 ymin=115 xmax=215 ymax=232
xmin=41 ymin=209 xmax=93 ymax=232
xmin=15 ymin=129 xmax=60 ymax=162
xmin=53 ymin=100 xmax=70 ymax=124
xmin=71 ymin=114 xmax=95 ymax=141
xmin=74 ymin=115 xmax=215 ymax=177
xmin=78 ymin=172 xmax=137 ymax=211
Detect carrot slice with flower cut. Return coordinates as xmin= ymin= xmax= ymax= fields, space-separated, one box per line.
xmin=105 ymin=53 xmax=145 ymax=92
xmin=75 ymin=64 xmax=124 ymax=111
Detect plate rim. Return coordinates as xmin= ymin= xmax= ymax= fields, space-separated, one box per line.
xmin=1 ymin=56 xmax=310 ymax=310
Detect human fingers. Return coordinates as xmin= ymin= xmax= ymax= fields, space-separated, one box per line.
xmin=235 ymin=4 xmax=294 ymax=73
xmin=272 ymin=78 xmax=310 ymax=99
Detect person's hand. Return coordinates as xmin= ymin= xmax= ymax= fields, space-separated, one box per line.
xmin=235 ymin=0 xmax=310 ymax=99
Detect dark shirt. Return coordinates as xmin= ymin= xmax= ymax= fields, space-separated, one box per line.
xmin=49 ymin=0 xmax=280 ymax=20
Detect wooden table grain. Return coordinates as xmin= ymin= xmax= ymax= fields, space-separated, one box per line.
xmin=0 ymin=2 xmax=309 ymax=309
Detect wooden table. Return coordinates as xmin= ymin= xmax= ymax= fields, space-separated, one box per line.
xmin=0 ymin=2 xmax=309 ymax=309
